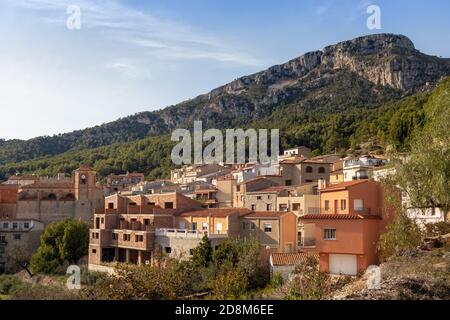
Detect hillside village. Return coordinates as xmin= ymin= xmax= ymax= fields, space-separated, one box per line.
xmin=1 ymin=144 xmax=448 ymax=297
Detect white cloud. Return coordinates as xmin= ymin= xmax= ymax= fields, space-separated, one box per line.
xmin=6 ymin=0 xmax=263 ymax=67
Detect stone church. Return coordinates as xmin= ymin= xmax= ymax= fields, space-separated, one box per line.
xmin=2 ymin=165 xmax=104 ymax=225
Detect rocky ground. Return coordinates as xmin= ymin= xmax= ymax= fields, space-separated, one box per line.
xmin=330 ymin=249 xmax=450 ymax=300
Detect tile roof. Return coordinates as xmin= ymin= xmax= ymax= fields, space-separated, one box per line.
xmin=242 ymin=211 xmax=291 ymax=218
xmin=176 ymin=208 xmax=252 ymax=218
xmin=270 ymin=252 xmax=319 ymax=266
xmin=319 ymin=179 xmax=369 ymax=192
xmin=299 ymin=213 xmax=381 ymax=220
xmin=20 ymin=182 xmax=74 ymax=189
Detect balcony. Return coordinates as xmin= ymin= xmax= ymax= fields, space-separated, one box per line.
xmin=156 ymin=228 xmax=228 ymax=239
xmin=301 ymin=207 xmax=373 ymax=216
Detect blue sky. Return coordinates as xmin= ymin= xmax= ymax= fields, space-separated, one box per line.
xmin=1 ymin=0 xmax=449 ymax=140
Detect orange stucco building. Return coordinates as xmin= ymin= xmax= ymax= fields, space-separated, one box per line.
xmin=300 ymin=180 xmax=397 ymax=275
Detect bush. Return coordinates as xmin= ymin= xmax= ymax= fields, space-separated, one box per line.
xmin=211 ymin=267 xmax=248 ymax=300
xmin=270 ymin=272 xmax=283 ymax=289
xmin=30 ymin=219 xmax=89 ymax=274
xmin=0 ymin=275 xmax=24 ymax=295
xmin=282 ymin=257 xmax=351 ymax=300
xmin=424 ymin=222 xmax=450 ymax=237
xmin=378 ymin=212 xmax=423 ymax=262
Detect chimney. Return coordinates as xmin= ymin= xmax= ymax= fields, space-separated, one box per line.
xmin=318 ymin=178 xmax=326 ymax=190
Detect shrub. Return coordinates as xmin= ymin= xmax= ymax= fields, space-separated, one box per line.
xmin=378 ymin=212 xmax=423 ymax=262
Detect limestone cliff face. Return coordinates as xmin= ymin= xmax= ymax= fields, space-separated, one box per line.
xmin=214 ymin=34 xmax=449 ymax=96
xmin=154 ymin=34 xmax=450 ymax=130
xmin=320 ymin=34 xmax=449 ymax=92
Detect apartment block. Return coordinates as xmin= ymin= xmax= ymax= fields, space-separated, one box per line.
xmin=299 ymin=180 xmax=396 ymax=275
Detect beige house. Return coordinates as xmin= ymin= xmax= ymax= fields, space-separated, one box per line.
xmin=0 ymin=219 xmax=44 ymax=274
xmin=278 ymin=158 xmax=331 ymax=186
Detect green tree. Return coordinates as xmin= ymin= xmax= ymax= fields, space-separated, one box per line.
xmin=191 ymin=235 xmax=212 ymax=268
xmin=394 ymin=78 xmax=450 ymax=222
xmin=30 ymin=219 xmax=90 ymax=274
xmin=377 ymin=211 xmax=422 ymax=262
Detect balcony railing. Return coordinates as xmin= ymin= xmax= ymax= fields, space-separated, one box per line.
xmin=300 ymin=207 xmax=373 ymax=215
xmin=155 ymin=228 xmax=228 ymax=239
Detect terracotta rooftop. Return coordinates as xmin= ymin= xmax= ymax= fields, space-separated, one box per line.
xmin=20 ymin=182 xmax=74 ymax=189
xmin=176 ymin=208 xmax=252 ymax=218
xmin=249 ymin=185 xmax=296 ymax=193
xmin=242 ymin=211 xmax=292 ymax=218
xmin=299 ymin=213 xmax=381 ymax=220
xmin=270 ymin=253 xmax=319 ymax=266
xmin=320 ymin=180 xmax=369 ymax=192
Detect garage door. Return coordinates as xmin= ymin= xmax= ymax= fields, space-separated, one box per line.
xmin=329 ymin=254 xmax=357 ymax=275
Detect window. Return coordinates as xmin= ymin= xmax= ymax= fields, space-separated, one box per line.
xmin=202 ymin=222 xmax=208 ymax=231
xmin=216 ymin=223 xmax=222 ymax=233
xmin=148 ymin=202 xmax=156 ymax=206
xmin=179 ymin=222 xmax=186 ymax=230
xmin=2 ymin=223 xmax=8 ymax=229
xmin=257 ymin=196 xmax=262 ymax=200
xmin=340 ymin=200 xmax=346 ymax=210
xmin=323 ymin=229 xmax=336 ymax=240
xmin=266 ymin=204 xmax=272 ymax=211
xmin=318 ymin=167 xmax=326 ymax=174
xmin=12 ymin=223 xmax=18 ymax=230
xmin=305 ymin=179 xmax=313 ymax=183
xmin=112 ymin=233 xmax=118 ymax=240
xmin=279 ymin=204 xmax=288 ymax=211
xmin=250 ymin=222 xmax=256 ymax=230
xmin=129 ymin=202 xmax=137 ymax=206
xmin=242 ymin=221 xmax=247 ymax=230
xmin=324 ymin=200 xmax=330 ymax=210
xmin=123 ymin=234 xmax=130 ymax=241
xmin=236 ymin=185 xmax=241 ymax=192
xmin=0 ymin=235 xmax=5 ymax=242
xmin=101 ymin=218 xmax=104 ymax=224
xmin=192 ymin=222 xmax=198 ymax=230
xmin=264 ymin=223 xmax=272 ymax=233
xmin=305 ymin=166 xmax=313 ymax=173
xmin=13 ymin=234 xmax=21 ymax=240
xmin=165 ymin=247 xmax=172 ymax=254
xmin=92 ymin=249 xmax=97 ymax=254
xmin=24 ymin=222 xmax=29 ymax=229
xmin=354 ymin=199 xmax=364 ymax=211
xmin=0 ymin=247 xmax=5 ymax=254
xmin=164 ymin=202 xmax=174 ymax=209
xmin=285 ymin=180 xmax=292 ymax=186
xmin=135 ymin=235 xmax=144 ymax=242
xmin=251 ymin=204 xmax=256 ymax=211
xmin=108 ymin=203 xmax=114 ymax=209
xmin=292 ymin=203 xmax=300 ymax=211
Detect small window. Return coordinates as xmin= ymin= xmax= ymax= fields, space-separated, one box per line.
xmin=12 ymin=223 xmax=18 ymax=229
xmin=24 ymin=222 xmax=30 ymax=229
xmin=192 ymin=222 xmax=198 ymax=230
xmin=292 ymin=203 xmax=300 ymax=211
xmin=354 ymin=199 xmax=364 ymax=211
xmin=266 ymin=204 xmax=272 ymax=211
xmin=202 ymin=222 xmax=208 ymax=231
xmin=285 ymin=180 xmax=292 ymax=186
xmin=129 ymin=202 xmax=137 ymax=206
xmin=318 ymin=167 xmax=326 ymax=174
xmin=305 ymin=166 xmax=313 ymax=173
xmin=250 ymin=222 xmax=256 ymax=230
xmin=251 ymin=204 xmax=256 ymax=211
xmin=108 ymin=203 xmax=114 ymax=209
xmin=147 ymin=202 xmax=155 ymax=206
xmin=0 ymin=247 xmax=5 ymax=254
xmin=264 ymin=223 xmax=272 ymax=233
xmin=2 ymin=223 xmax=8 ymax=229
xmin=323 ymin=229 xmax=336 ymax=240
xmin=112 ymin=233 xmax=118 ymax=240
xmin=179 ymin=222 xmax=186 ymax=230
xmin=0 ymin=235 xmax=6 ymax=242
xmin=236 ymin=185 xmax=241 ymax=192
xmin=13 ymin=234 xmax=21 ymax=240
xmin=242 ymin=221 xmax=247 ymax=230
xmin=165 ymin=247 xmax=172 ymax=254
xmin=164 ymin=202 xmax=174 ymax=209
xmin=257 ymin=196 xmax=262 ymax=200
xmin=324 ymin=200 xmax=330 ymax=210
xmin=92 ymin=249 xmax=97 ymax=254
xmin=340 ymin=200 xmax=346 ymax=210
